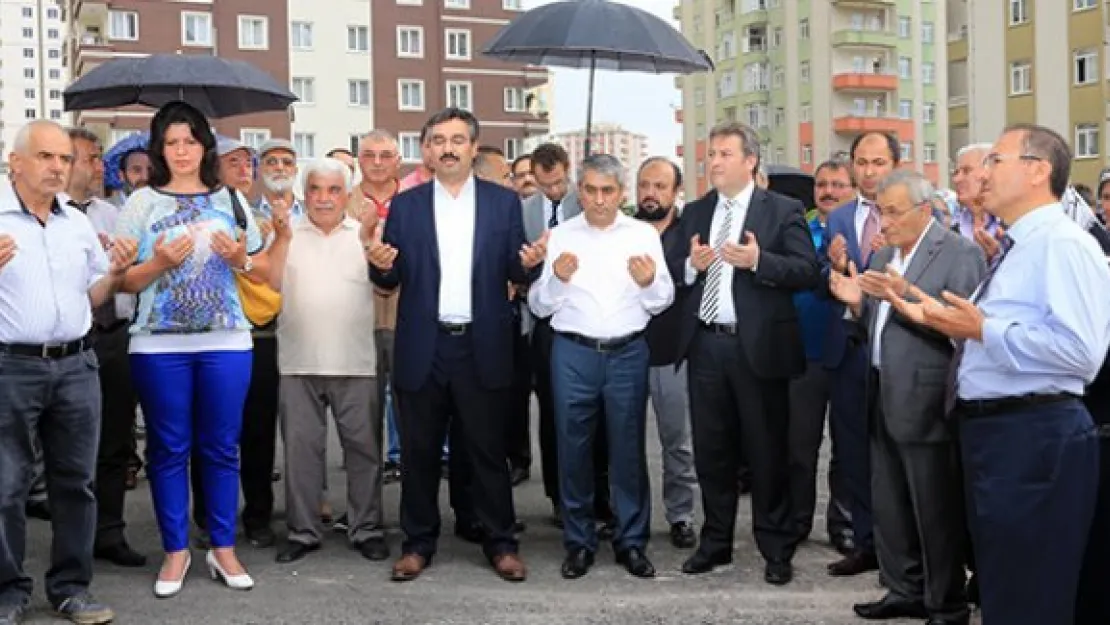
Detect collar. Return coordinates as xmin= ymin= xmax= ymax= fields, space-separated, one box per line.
xmin=1006 ymin=202 xmax=1063 ymax=243
xmin=896 ymin=218 xmax=935 ymax=262
xmin=296 ymin=215 xmax=358 ymax=235
xmin=258 ymin=194 xmax=304 ymax=217
xmin=362 ymin=179 xmax=399 ymax=203
xmin=1 ymin=180 xmax=64 ymax=217
xmin=717 ymin=181 xmax=755 ymax=210
xmin=433 ymin=174 xmax=476 ymax=199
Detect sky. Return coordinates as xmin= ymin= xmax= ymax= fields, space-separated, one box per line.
xmin=522 ymin=0 xmax=684 ymax=158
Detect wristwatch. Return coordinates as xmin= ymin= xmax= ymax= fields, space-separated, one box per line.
xmin=235 ymin=257 xmax=254 ymax=274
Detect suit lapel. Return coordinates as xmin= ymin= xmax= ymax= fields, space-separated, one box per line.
xmin=845 ymin=199 xmax=865 ymax=268
xmin=697 ymin=191 xmax=717 ymax=246
xmin=901 ymin=221 xmax=944 ymax=286
xmin=740 ymin=188 xmax=768 ymax=243
xmin=471 ymin=176 xmax=487 ymax=271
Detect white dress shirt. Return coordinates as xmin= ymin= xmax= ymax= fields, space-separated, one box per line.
xmin=529 ymin=213 xmax=674 ymax=339
xmin=871 ymin=220 xmax=934 ymax=367
xmin=544 ymin=193 xmax=567 ymax=227
xmin=687 ymin=182 xmax=755 ymax=324
xmin=434 ymin=176 xmax=477 ymax=323
xmin=71 ymin=195 xmax=136 ymax=321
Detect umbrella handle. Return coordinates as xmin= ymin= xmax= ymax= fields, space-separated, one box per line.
xmin=584 ymin=52 xmax=596 ymax=157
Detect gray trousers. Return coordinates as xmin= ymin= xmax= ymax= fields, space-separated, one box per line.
xmin=647 ymin=363 xmax=698 ymax=525
xmin=280 ymin=375 xmax=382 ymax=546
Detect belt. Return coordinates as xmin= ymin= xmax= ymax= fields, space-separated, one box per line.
xmin=0 ymin=336 xmax=91 ymax=359
xmin=698 ymin=321 xmax=739 ymax=336
xmin=954 ymin=392 xmax=1079 ymax=418
xmin=557 ymin=330 xmax=643 ymax=352
xmin=438 ymin=322 xmax=470 ymax=336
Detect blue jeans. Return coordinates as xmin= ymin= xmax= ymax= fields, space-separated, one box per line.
xmin=551 ymin=334 xmax=651 ymax=553
xmin=131 ymin=350 xmax=252 ymax=553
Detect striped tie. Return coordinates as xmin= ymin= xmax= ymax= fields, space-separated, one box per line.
xmin=698 ymin=199 xmax=736 ymax=322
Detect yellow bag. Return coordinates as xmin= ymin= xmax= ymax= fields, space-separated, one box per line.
xmin=228 ymin=189 xmax=282 ymax=327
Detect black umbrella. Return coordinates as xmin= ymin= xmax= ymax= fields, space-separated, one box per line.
xmin=64 ymin=54 xmax=297 ymax=119
xmin=766 ymin=165 xmax=815 ymax=209
xmin=483 ymin=0 xmax=712 ymax=155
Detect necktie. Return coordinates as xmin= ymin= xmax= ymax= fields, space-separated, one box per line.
xmin=944 ymin=233 xmax=1015 ymax=414
xmin=698 ymin=199 xmax=736 ymax=322
xmin=547 ymin=198 xmax=561 ymax=229
xmin=859 ymin=200 xmax=881 ymax=265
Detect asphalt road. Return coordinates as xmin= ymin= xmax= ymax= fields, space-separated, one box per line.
xmin=20 ymin=412 xmax=976 ymax=624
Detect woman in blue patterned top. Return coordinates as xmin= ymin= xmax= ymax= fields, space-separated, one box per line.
xmin=115 ymin=102 xmax=292 ymax=598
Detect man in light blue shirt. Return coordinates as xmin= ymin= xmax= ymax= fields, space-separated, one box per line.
xmin=888 ymin=124 xmax=1110 ymax=625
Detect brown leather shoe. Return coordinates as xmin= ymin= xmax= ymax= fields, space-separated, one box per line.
xmin=491 ymin=553 xmax=527 ymax=582
xmin=390 ymin=553 xmax=428 ymax=582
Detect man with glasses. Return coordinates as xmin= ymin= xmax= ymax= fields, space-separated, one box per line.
xmin=258 ymin=140 xmax=305 ymax=224
xmin=885 ymin=124 xmax=1110 ymax=625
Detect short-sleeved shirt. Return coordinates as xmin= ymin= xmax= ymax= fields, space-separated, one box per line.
xmin=115 ymin=186 xmax=263 ymax=354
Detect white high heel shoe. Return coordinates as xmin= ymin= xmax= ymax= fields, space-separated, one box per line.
xmin=206 ymin=550 xmax=254 ymax=591
xmin=153 ymin=552 xmax=191 ymax=599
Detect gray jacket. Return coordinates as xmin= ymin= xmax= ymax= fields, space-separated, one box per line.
xmin=519 ymin=190 xmax=583 ymax=334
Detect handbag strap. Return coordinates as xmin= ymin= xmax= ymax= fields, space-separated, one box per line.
xmin=227 ymin=188 xmax=248 ymax=231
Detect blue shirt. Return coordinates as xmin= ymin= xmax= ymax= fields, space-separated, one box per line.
xmin=958 ymin=202 xmax=1110 ymax=399
xmin=793 ymin=215 xmax=832 ymax=361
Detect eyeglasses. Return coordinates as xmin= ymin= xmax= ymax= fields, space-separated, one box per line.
xmin=879 ymin=202 xmax=927 ymax=220
xmin=263 ymin=156 xmax=296 ymax=168
xmin=982 ymin=153 xmax=1043 ymax=170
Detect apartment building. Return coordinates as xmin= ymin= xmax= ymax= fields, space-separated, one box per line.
xmin=0 ymin=0 xmax=70 ymax=167
xmin=371 ymin=0 xmax=549 ymax=170
xmin=948 ymin=0 xmax=1109 ymax=187
xmin=67 ymin=0 xmax=291 ymax=149
xmin=530 ymin=123 xmax=650 ymax=190
xmin=675 ymin=0 xmax=949 ymax=198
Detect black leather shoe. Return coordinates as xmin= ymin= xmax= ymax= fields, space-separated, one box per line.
xmin=560 ymin=548 xmax=594 ymax=579
xmin=510 ymin=467 xmax=530 ymax=486
xmin=764 ymin=560 xmax=793 ymax=585
xmin=681 ymin=550 xmax=732 ymax=574
xmin=454 ymin=520 xmax=488 ymax=544
xmin=25 ymin=501 xmax=50 ymax=521
xmin=275 ymin=541 xmax=320 ymax=563
xmin=94 ymin=542 xmax=147 ymax=567
xmin=670 ymin=522 xmax=697 ymax=549
xmin=828 ymin=550 xmax=879 ymax=576
xmin=246 ymin=526 xmax=276 ymax=549
xmin=852 ymin=593 xmax=928 ymax=620
xmin=616 ymin=547 xmax=656 ymax=578
xmin=354 ymin=538 xmax=390 ymax=561
xmin=830 ymin=532 xmax=856 ymax=556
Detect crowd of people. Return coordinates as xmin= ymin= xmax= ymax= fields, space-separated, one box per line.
xmin=0 ymin=99 xmax=1108 ymax=625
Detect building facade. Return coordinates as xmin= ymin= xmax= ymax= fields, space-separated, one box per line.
xmin=947 ymin=0 xmax=1109 ymax=187
xmin=370 ymin=0 xmax=549 ymax=170
xmin=675 ymin=0 xmax=949 ymax=198
xmin=67 ymin=0 xmax=291 ymax=150
xmin=0 ymin=0 xmax=70 ymax=167
xmin=531 ymin=123 xmax=649 ymax=191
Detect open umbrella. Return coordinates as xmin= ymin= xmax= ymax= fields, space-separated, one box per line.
xmin=483 ymin=0 xmax=711 ymax=155
xmin=64 ymin=54 xmax=296 ymax=119
xmin=766 ymin=164 xmax=815 ymax=209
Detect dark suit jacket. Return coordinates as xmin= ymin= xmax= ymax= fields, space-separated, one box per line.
xmin=669 ymin=187 xmax=820 ymax=379
xmin=859 ymin=223 xmax=986 ymax=443
xmin=820 ymin=198 xmax=867 ymax=368
xmin=369 ymin=176 xmax=529 ymax=392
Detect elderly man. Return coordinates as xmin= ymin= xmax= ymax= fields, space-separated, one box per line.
xmin=258 ymin=139 xmax=305 ymax=222
xmin=887 ymin=125 xmax=1110 ymax=625
xmin=0 ymin=121 xmax=137 ymax=625
xmin=65 ymin=128 xmax=147 ymax=569
xmin=218 ymin=138 xmax=255 ymax=197
xmin=511 ymin=154 xmax=537 ymax=199
xmin=788 ymin=158 xmax=856 ymax=555
xmin=475 ymin=146 xmax=512 ymax=188
xmin=829 ymin=170 xmax=984 ymax=625
xmin=531 ymin=154 xmax=674 ymax=579
xmin=950 ymin=143 xmax=1003 ymax=260
xmin=267 ymin=157 xmax=387 ymax=564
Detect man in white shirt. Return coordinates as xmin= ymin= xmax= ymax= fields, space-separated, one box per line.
xmin=529 ymin=154 xmax=674 ymax=580
xmin=266 ymin=157 xmax=387 ymax=564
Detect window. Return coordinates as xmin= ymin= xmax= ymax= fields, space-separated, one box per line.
xmin=1076 ymin=124 xmax=1100 ymax=158
xmin=1075 ymin=0 xmax=1097 ymax=9
xmin=25 ymin=89 xmax=36 ymax=99
xmin=22 ymin=7 xmax=32 ymax=18
xmin=445 ymin=0 xmax=470 ymax=7
xmin=47 ymin=8 xmax=58 ymax=19
xmin=922 ymin=22 xmax=934 ymax=44
xmin=504 ymin=87 xmax=525 ymax=112
xmin=399 ymin=132 xmax=422 ymax=163
xmin=899 ymin=57 xmax=912 ymax=79
xmin=851 ymin=13 xmax=865 ymax=29
xmin=49 ymin=69 xmax=60 ymax=80
xmin=294 ymin=133 xmax=316 ymax=159
xmin=800 ymin=104 xmax=811 ymax=123
xmin=923 ymin=62 xmax=935 ymax=84
xmin=397 ymin=26 xmax=424 ymax=58
xmin=1010 ymin=61 xmax=1032 ymax=94
xmin=445 ymin=29 xmax=471 ymax=60
xmin=50 ymin=110 xmax=62 ymax=121
xmin=773 ymin=107 xmax=785 ymax=127
xmin=23 ymin=28 xmax=34 ymax=39
xmin=47 ymin=49 xmax=59 ymax=60
xmin=182 ymin=12 xmax=213 ymax=46
xmin=924 ymin=143 xmax=937 ymax=163
xmin=291 ymin=77 xmax=315 ymax=104
xmin=900 ymin=142 xmax=913 ymax=161
xmin=109 ymin=11 xmax=138 ymax=41
xmin=899 ymin=99 xmax=912 ymax=119
xmin=240 ymin=129 xmax=271 ymax=150
xmin=800 ymin=61 xmax=810 ymax=83
xmin=898 ymin=16 xmax=910 ymax=38
xmin=772 ymin=65 xmax=784 ymax=88
xmin=799 ymin=19 xmax=809 ymax=39
xmin=25 ymin=109 xmax=36 ymax=120
xmin=446 ymin=81 xmax=472 ymax=110
xmin=504 ymin=0 xmax=524 ymax=9
xmin=238 ymin=16 xmax=268 ymax=49
xmin=1010 ymin=0 xmax=1028 ymax=24
xmin=348 ymin=26 xmax=369 ymax=52
xmin=802 ymin=145 xmax=813 ymax=164
xmin=23 ymin=49 xmax=33 ymax=59
xmin=48 ymin=28 xmax=59 ymax=39
xmin=505 ymin=138 xmax=522 ymax=161
xmin=771 ymin=27 xmax=782 ymax=49
xmin=923 ymin=102 xmax=936 ymax=123
xmin=24 ymin=69 xmax=34 ymax=79
xmin=49 ymin=89 xmax=60 ymax=100
xmin=1075 ymin=49 xmax=1098 ymax=85
xmin=348 ymin=80 xmax=371 ymax=106
xmin=694 ymin=87 xmax=705 ymax=106
xmin=291 ymin=21 xmax=313 ymax=49
xmin=399 ymin=79 xmax=425 ymax=111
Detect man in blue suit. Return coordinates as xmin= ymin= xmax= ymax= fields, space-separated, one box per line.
xmin=367 ymin=108 xmax=546 ymax=584
xmin=823 ymin=131 xmax=899 ymax=576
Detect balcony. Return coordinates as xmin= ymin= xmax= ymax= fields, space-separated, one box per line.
xmin=833 ymin=115 xmax=913 ymax=137
xmin=832 ymin=72 xmax=899 ymax=91
xmin=831 ymin=28 xmax=898 ymax=49
xmin=73 ymin=0 xmax=108 ymax=27
xmin=948 ymin=95 xmax=968 ymax=108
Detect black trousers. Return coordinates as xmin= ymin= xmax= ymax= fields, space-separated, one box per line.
xmin=507 ymin=312 xmax=532 ymax=471
xmin=92 ymin=324 xmax=138 ymax=548
xmin=192 ymin=335 xmax=279 ymax=532
xmin=395 ymin=330 xmax=517 ymax=560
xmin=688 ymin=329 xmax=797 ymax=563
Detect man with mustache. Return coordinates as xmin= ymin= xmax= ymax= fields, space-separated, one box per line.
xmin=633 ymin=157 xmax=699 ymax=549
xmin=109 ymin=148 xmax=151 ymax=208
xmin=258 ymin=139 xmax=305 ymax=224
xmin=511 ymin=154 xmax=538 ymax=200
